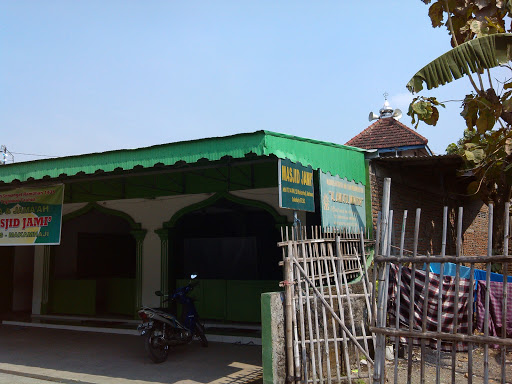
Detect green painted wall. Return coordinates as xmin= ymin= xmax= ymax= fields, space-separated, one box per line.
xmin=49 ymin=278 xmax=135 ymax=316
xmin=50 ymin=280 xmax=96 ymax=315
xmin=176 ymin=279 xmax=280 ymax=322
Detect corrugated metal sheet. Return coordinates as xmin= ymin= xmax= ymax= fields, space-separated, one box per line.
xmin=0 ymin=130 xmax=367 ymax=185
xmin=373 ymin=154 xmax=462 ymax=166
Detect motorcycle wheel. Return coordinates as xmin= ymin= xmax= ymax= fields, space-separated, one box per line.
xmin=144 ymin=328 xmax=169 ymax=363
xmin=195 ymin=322 xmax=208 ymax=348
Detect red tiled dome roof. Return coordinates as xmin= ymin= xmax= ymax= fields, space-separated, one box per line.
xmin=345 ymin=118 xmax=428 ymax=150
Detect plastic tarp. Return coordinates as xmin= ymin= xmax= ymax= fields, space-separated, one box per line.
xmin=424 ymin=262 xmax=512 ymax=284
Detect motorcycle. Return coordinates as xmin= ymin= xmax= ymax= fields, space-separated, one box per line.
xmin=137 ymin=275 xmax=208 ymax=363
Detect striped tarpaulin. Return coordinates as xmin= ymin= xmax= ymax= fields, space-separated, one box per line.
xmin=388 ymin=264 xmax=472 ymax=351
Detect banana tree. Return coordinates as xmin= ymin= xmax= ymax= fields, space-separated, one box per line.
xmin=408 ymin=0 xmax=512 ymax=253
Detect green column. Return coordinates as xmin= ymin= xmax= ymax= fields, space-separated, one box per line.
xmin=131 ymin=230 xmax=147 ymax=312
xmin=40 ymin=245 xmax=51 ymax=315
xmin=155 ymin=228 xmax=169 ymax=308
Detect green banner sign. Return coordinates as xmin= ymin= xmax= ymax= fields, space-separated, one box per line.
xmin=0 ymin=185 xmax=64 ymax=246
xmin=278 ymin=158 xmax=315 ymax=212
xmin=320 ymin=172 xmax=365 ymax=230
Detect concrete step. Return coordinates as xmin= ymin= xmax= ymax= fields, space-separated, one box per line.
xmin=1 ymin=320 xmax=262 ymax=345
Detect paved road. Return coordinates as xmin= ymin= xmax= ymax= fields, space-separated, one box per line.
xmin=0 ymin=325 xmax=262 ymax=384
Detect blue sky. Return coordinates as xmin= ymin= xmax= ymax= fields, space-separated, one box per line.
xmin=1 ymin=1 xmax=502 ymax=162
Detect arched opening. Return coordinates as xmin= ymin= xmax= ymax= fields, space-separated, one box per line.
xmin=0 ymin=245 xmax=35 ymax=320
xmin=168 ymin=195 xmax=285 ymax=323
xmin=50 ymin=207 xmax=137 ymax=317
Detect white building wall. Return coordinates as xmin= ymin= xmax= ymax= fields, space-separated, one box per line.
xmin=102 ymin=193 xmax=214 ymax=308
xmin=31 ymin=187 xmax=290 ymax=312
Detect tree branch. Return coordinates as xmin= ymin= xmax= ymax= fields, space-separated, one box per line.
xmin=487 ymin=69 xmax=494 ymax=89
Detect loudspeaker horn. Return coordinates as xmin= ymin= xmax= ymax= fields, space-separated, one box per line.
xmin=392 ymin=109 xmax=402 ymax=120
xmin=368 ymin=112 xmax=379 ymax=121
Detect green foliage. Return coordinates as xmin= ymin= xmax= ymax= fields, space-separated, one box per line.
xmin=446 ymin=142 xmax=460 ymax=154
xmin=491 ymin=262 xmax=503 ymax=273
xmin=423 ymin=0 xmax=510 ymax=43
xmin=406 ymin=34 xmax=512 ymax=93
xmin=408 ymin=96 xmax=445 ymax=128
xmin=413 ymin=0 xmax=512 ymax=251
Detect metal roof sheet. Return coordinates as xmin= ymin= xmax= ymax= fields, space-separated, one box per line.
xmin=0 ymin=130 xmax=368 ymax=185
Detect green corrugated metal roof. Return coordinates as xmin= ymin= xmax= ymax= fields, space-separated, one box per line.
xmin=0 ymin=131 xmax=367 ymax=185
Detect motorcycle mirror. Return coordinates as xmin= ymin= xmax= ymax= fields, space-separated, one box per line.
xmin=155 ymin=290 xmax=163 ymax=296
xmin=190 ymin=274 xmax=197 ymax=280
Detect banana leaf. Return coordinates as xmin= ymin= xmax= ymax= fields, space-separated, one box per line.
xmin=407 ymin=33 xmax=512 ymax=93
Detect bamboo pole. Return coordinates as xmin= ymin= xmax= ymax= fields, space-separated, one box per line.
xmin=284 ymin=242 xmax=295 ymax=382
xmin=374 ymin=255 xmax=512 ymax=263
xmin=309 ymin=240 xmax=325 ymax=384
xmin=381 ymin=209 xmax=393 ymax=384
xmin=325 ymin=241 xmax=342 ymax=383
xmin=407 ymin=208 xmax=421 ymax=384
xmin=295 ymin=243 xmax=308 ymax=382
xmin=420 ymin=262 xmax=431 ymax=382
xmin=361 ymin=319 xmax=372 ymax=379
xmin=467 ymin=233 xmax=475 ymax=384
xmin=435 ymin=206 xmax=448 ymax=384
xmin=358 ymin=231 xmax=375 ymax=349
xmin=302 ymin=241 xmax=318 ymax=384
xmin=394 ymin=210 xmax=407 ymax=384
xmin=502 ymin=202 xmax=510 ymax=384
xmin=291 ymin=258 xmax=374 ymax=362
xmin=333 ymin=237 xmax=356 ymax=383
xmin=484 ymin=204 xmax=494 ymax=383
xmin=315 ymin=242 xmax=332 ymax=384
xmin=291 ymin=241 xmax=302 ymax=383
xmin=339 ymin=240 xmax=362 ymax=381
xmin=451 ymin=207 xmax=463 ymax=384
xmin=320 ymin=242 xmax=334 ymax=384
xmin=374 ymin=176 xmax=391 ymax=384
xmin=369 ymin=326 xmax=512 ymax=346
xmin=372 ymin=212 xmax=382 ymax=329
xmin=374 ymin=178 xmax=391 ymax=384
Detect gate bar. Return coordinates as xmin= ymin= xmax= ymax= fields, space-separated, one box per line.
xmin=502 ymin=202 xmax=510 ymax=384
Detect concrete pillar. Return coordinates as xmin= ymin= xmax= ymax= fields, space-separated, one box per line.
xmin=261 ymin=291 xmax=286 ymax=384
xmin=155 ymin=229 xmax=169 ymax=308
xmin=131 ymin=229 xmax=147 ymax=313
xmin=32 ymin=245 xmax=51 ymax=315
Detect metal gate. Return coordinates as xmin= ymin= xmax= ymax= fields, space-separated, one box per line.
xmin=279 ymin=226 xmax=375 ymax=383
xmin=371 ymin=178 xmax=512 ymax=383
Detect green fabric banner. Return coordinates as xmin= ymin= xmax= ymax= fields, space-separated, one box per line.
xmin=0 ymin=185 xmax=64 ymax=245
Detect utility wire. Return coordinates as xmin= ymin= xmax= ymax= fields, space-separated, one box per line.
xmin=10 ymin=152 xmax=55 ymax=158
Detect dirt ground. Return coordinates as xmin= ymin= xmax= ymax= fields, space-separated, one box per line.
xmin=383 ymin=345 xmax=512 ymax=384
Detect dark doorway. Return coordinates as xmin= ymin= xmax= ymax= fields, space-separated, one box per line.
xmin=170 ymin=197 xmax=282 ymax=322
xmin=0 ymin=247 xmax=14 ymax=314
xmin=52 ymin=210 xmax=136 ymax=317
